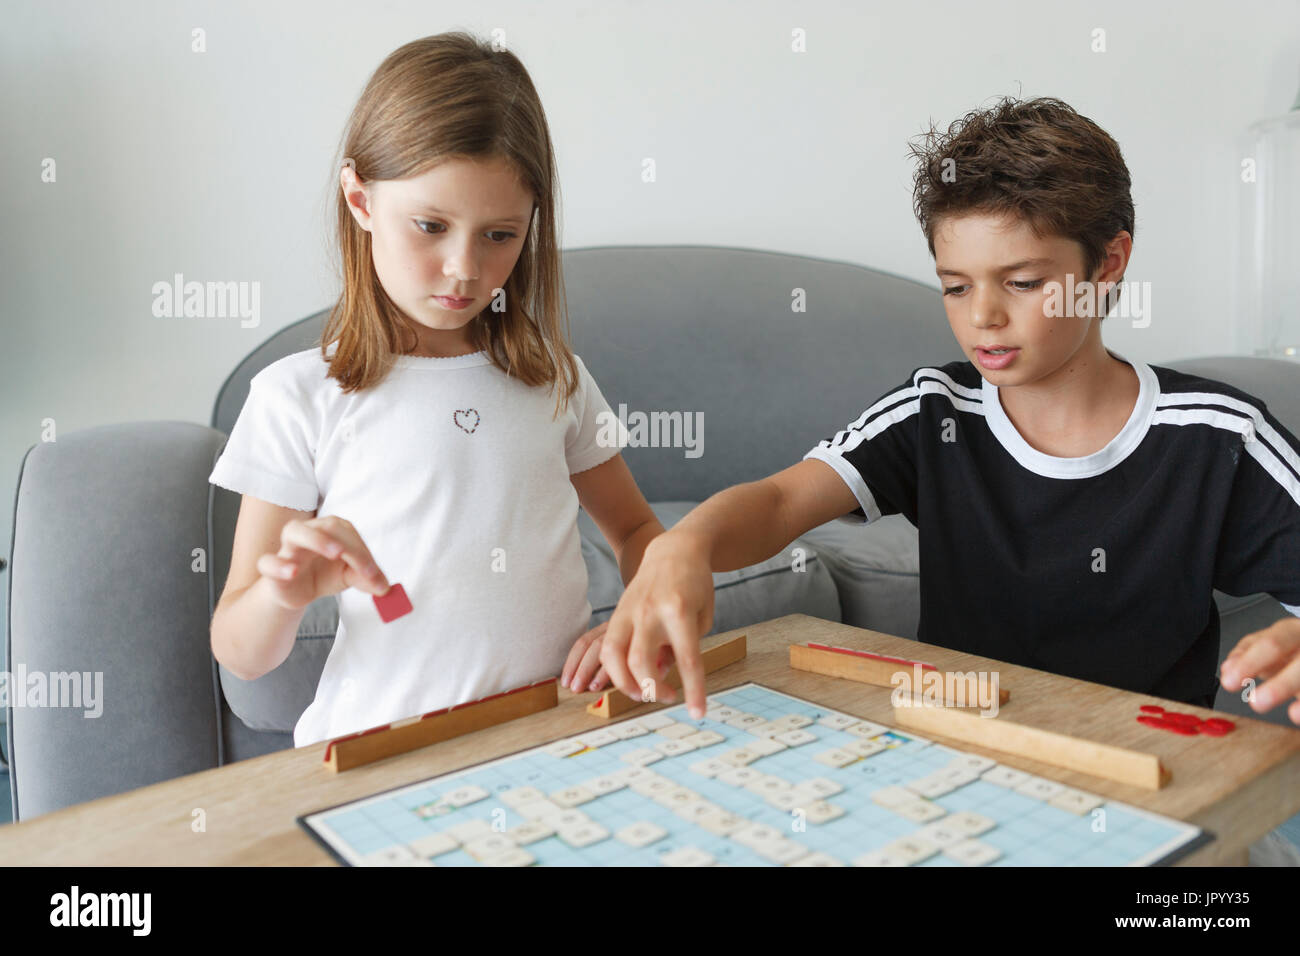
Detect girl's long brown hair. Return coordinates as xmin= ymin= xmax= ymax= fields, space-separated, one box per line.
xmin=321 ymin=32 xmax=577 ymax=413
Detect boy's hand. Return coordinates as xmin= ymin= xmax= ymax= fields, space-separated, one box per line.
xmin=562 ymin=621 xmax=611 ymax=693
xmin=599 ymin=533 xmax=716 ymax=719
xmin=1220 ymin=617 xmax=1300 ymax=724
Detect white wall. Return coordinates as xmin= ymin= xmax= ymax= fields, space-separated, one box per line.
xmin=1 ymin=0 xmax=1297 ymax=632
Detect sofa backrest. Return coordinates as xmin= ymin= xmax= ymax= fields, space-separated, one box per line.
xmin=555 ymin=245 xmax=958 ymax=499
xmin=213 ymin=245 xmax=956 ymax=495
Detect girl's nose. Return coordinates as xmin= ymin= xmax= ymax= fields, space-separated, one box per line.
xmin=442 ymin=237 xmax=480 ymax=282
xmin=443 ymin=257 xmax=479 ymax=282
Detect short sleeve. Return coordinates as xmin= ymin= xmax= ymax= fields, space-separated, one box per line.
xmin=1212 ymin=403 xmax=1300 ymax=617
xmin=802 ymin=370 xmax=920 ymax=526
xmin=565 ymin=355 xmax=628 ymax=476
xmin=208 ymin=368 xmax=320 ymax=512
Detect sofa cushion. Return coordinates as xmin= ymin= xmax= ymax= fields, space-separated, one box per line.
xmin=220 ymin=501 xmax=841 ymax=734
xmin=216 ymin=593 xmax=340 ymax=733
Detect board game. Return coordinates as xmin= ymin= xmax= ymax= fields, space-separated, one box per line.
xmin=297 ymin=683 xmax=1211 ymax=866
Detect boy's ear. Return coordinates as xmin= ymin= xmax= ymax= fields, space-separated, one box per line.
xmin=1095 ymin=230 xmax=1133 ymax=283
xmin=1095 ymin=230 xmax=1134 ymax=318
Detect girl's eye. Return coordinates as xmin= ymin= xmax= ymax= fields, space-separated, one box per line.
xmin=942 ymin=285 xmax=969 ymax=296
xmin=415 ymin=221 xmax=517 ymax=244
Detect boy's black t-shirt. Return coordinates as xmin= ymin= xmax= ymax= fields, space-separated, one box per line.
xmin=804 ymin=350 xmax=1300 ymax=706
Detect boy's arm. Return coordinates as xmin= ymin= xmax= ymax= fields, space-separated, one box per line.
xmin=599 ymin=459 xmax=859 ymax=718
xmin=1213 ymin=406 xmax=1300 ymax=723
xmin=668 ymin=459 xmax=861 ymax=571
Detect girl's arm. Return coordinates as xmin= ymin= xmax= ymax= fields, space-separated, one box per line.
xmin=570 ymin=453 xmax=663 ymax=585
xmin=562 ymin=454 xmax=662 ymax=694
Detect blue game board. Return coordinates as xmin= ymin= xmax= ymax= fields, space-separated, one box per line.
xmin=298 ymin=683 xmax=1210 ymax=866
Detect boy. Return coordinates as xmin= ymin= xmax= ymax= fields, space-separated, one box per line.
xmin=591 ymin=96 xmax=1300 ymax=736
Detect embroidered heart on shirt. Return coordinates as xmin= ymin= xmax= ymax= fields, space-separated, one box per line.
xmin=454 ymin=408 xmax=480 ymax=433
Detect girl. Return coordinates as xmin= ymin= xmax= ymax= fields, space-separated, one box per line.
xmin=209 ymin=32 xmax=662 ymax=748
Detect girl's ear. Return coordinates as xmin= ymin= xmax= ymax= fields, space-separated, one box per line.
xmin=341 ymin=166 xmax=375 ymax=232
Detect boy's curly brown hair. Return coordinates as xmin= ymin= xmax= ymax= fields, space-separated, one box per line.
xmin=909 ymin=96 xmax=1135 ymax=284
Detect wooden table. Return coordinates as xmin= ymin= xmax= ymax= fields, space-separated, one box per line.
xmin=1 ymin=614 xmax=1297 ymax=865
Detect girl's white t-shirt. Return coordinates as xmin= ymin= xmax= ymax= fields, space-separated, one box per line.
xmin=208 ymin=345 xmax=626 ymax=747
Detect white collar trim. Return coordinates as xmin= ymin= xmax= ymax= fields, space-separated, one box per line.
xmin=981 ymin=350 xmax=1159 ymax=479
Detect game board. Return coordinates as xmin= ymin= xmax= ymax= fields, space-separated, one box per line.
xmin=297 ymin=683 xmax=1211 ymax=866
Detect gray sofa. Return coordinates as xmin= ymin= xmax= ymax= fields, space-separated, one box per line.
xmin=7 ymin=245 xmax=1299 ymax=822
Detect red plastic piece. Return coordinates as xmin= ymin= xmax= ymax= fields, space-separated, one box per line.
xmin=1202 ymin=718 xmax=1236 ymax=734
xmin=373 ymin=582 xmax=413 ymax=623
xmin=1135 ymin=704 xmax=1237 ymax=737
xmin=1136 ymin=714 xmax=1198 ymax=735
xmin=806 ymin=642 xmax=938 ymax=671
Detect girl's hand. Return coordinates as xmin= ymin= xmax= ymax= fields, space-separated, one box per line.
xmin=563 ymin=621 xmax=678 ymax=697
xmin=562 ymin=621 xmax=611 ymax=693
xmin=1220 ymin=617 xmax=1300 ymax=724
xmin=598 ymin=533 xmax=716 ymax=719
xmin=256 ymin=515 xmax=390 ymax=610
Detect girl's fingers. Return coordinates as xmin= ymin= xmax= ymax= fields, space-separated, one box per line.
xmin=563 ymin=624 xmax=608 ymax=690
xmin=280 ymin=519 xmax=388 ymax=594
xmin=257 ymin=553 xmax=297 ymax=580
xmin=572 ymin=640 xmax=605 ymax=693
xmin=322 ymin=521 xmax=389 ymax=592
xmin=563 ymin=635 xmax=595 ymax=689
xmin=561 ymin=642 xmax=583 ymax=689
xmin=279 ymin=521 xmax=345 ymax=562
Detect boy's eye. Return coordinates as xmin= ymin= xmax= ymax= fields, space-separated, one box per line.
xmin=415 ymin=220 xmax=517 ymax=244
xmin=942 ymin=280 xmax=1043 ymax=296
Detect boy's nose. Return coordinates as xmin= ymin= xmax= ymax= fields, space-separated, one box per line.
xmin=968 ymin=285 xmax=1005 ymax=327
